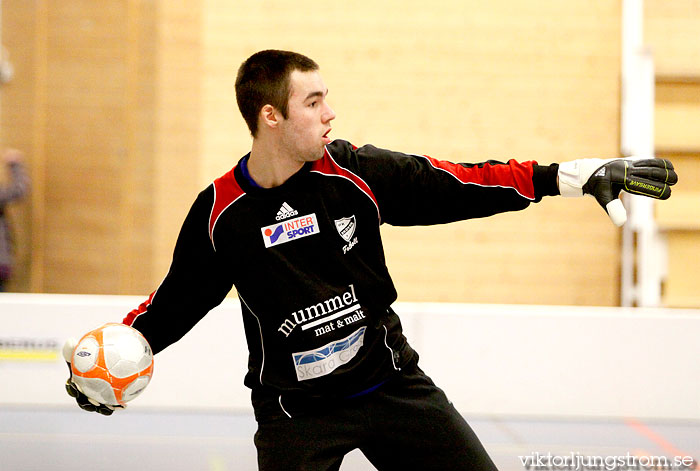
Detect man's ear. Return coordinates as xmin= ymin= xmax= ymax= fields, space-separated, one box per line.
xmin=259 ymin=104 xmax=281 ymax=130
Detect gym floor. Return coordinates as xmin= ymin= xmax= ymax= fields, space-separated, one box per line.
xmin=1 ymin=408 xmax=698 ymax=471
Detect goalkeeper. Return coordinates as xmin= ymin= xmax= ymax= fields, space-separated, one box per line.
xmin=64 ymin=50 xmax=677 ymax=470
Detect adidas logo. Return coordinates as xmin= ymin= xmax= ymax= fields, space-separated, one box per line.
xmin=594 ymin=167 xmax=606 ymax=177
xmin=275 ymin=202 xmax=299 ymax=221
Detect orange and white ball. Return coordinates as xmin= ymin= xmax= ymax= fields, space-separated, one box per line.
xmin=71 ymin=323 xmax=154 ymax=407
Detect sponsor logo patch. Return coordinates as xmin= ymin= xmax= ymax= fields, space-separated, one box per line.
xmin=262 ymin=213 xmax=320 ymax=248
xmin=292 ymin=327 xmax=366 ymax=381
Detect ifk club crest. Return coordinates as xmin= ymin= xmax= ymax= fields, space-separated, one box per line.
xmin=334 ymin=215 xmax=356 ymax=242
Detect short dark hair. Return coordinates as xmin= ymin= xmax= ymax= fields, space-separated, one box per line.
xmin=235 ymin=50 xmax=319 ymax=137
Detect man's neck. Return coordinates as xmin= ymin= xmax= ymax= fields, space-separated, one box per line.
xmin=247 ymin=138 xmax=304 ymax=189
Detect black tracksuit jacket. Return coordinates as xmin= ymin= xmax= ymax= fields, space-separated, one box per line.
xmin=124 ymin=139 xmax=559 ymax=419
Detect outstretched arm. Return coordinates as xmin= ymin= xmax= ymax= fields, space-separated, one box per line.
xmin=349 ymin=143 xmax=560 ymax=226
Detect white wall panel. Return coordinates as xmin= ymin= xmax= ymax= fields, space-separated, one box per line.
xmin=1 ymin=294 xmax=698 ymax=420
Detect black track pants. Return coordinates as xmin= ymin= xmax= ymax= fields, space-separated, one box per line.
xmin=254 ymin=366 xmax=498 ymax=471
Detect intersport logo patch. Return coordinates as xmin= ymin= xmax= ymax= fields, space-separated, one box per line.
xmin=261 ymin=213 xmax=320 ymax=248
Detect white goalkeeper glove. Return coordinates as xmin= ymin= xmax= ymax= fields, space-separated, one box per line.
xmin=63 ymin=338 xmax=124 ymax=416
xmin=558 ymin=157 xmax=678 ymax=226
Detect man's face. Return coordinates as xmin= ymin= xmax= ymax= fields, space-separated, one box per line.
xmin=278 ymin=70 xmax=336 ymax=162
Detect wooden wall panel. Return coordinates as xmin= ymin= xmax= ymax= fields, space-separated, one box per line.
xmin=40 ymin=0 xmax=129 ymax=293
xmin=0 ymin=0 xmax=42 ymax=292
xmin=664 ymin=231 xmax=700 ymax=307
xmin=1 ymin=0 xmax=159 ymax=295
xmin=655 ymin=81 xmax=700 ymax=150
xmin=645 ymin=0 xmax=700 ymax=76
xmin=150 ymin=1 xmax=203 ymax=281
xmin=647 ymin=2 xmax=700 ymax=307
xmin=119 ymin=0 xmax=157 ymax=294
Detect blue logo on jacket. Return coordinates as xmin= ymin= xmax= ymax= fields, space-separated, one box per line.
xmin=268 ymin=225 xmax=284 ymax=244
xmin=292 ymin=327 xmax=366 ymax=381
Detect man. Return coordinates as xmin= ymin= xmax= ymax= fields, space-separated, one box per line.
xmin=0 ymin=148 xmax=29 ymax=292
xmin=64 ymin=50 xmax=677 ymax=470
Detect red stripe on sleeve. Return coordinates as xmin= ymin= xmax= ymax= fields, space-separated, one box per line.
xmin=123 ymin=291 xmax=156 ymax=326
xmin=423 ymin=156 xmax=536 ymax=200
xmin=209 ymin=168 xmax=246 ymax=249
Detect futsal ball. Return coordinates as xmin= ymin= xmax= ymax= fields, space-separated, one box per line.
xmin=70 ymin=323 xmax=154 ymax=406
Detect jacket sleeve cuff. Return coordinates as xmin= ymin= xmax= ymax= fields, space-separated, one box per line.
xmin=532 ymin=163 xmax=560 ymax=201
